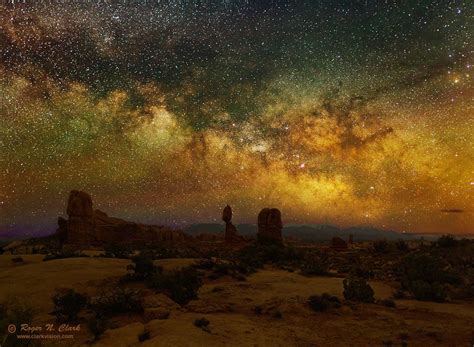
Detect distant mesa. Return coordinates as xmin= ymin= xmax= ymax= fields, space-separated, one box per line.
xmin=257 ymin=208 xmax=283 ymax=243
xmin=56 ymin=190 xmax=188 ymax=247
xmin=440 ymin=208 xmax=465 ymax=213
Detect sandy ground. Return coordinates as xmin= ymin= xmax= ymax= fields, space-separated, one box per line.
xmin=0 ymin=255 xmax=473 ymax=346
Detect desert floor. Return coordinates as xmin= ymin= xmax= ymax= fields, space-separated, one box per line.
xmin=1 ymin=255 xmax=473 ymax=346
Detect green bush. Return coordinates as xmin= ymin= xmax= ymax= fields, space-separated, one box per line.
xmin=11 ymin=257 xmax=24 ymax=264
xmin=0 ymin=297 xmax=35 ymax=346
xmin=379 ymin=299 xmax=396 ymax=308
xmin=410 ymin=280 xmax=446 ymax=302
xmin=349 ymin=265 xmax=373 ymax=279
xmin=52 ymin=289 xmax=88 ymax=322
xmin=272 ymin=310 xmax=283 ymax=319
xmin=202 ymin=260 xmax=253 ymax=281
xmin=236 ymin=243 xmax=302 ymax=269
xmin=398 ymin=253 xmax=462 ymax=301
xmin=132 ymin=252 xmax=161 ymax=279
xmin=300 ymin=256 xmax=329 ymax=276
xmin=194 ymin=317 xmax=210 ymax=332
xmin=393 ymin=289 xmax=406 ymax=299
xmin=436 ymin=235 xmax=458 ymax=248
xmin=399 ymin=253 xmax=461 ymax=285
xmin=103 ymin=243 xmax=132 ymax=259
xmin=43 ymin=251 xmax=89 ymax=261
xmin=373 ymin=239 xmax=390 ymax=253
xmin=343 ymin=277 xmax=375 ymax=303
xmin=89 ymin=287 xmax=143 ymax=317
xmin=193 ymin=259 xmax=216 ymax=270
xmin=138 ymin=330 xmax=150 ymax=342
xmin=308 ymin=293 xmax=341 ymax=312
xmin=395 ymin=239 xmax=409 ymax=251
xmin=147 ymin=266 xmax=202 ymax=305
xmin=88 ymin=315 xmax=107 ymax=341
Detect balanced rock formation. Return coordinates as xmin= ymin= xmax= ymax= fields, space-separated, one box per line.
xmin=222 ymin=205 xmax=244 ymax=243
xmin=57 ymin=190 xmax=188 ymax=246
xmin=257 ymin=208 xmax=283 ymax=243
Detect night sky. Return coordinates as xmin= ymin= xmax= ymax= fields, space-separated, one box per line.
xmin=0 ymin=0 xmax=473 ymax=236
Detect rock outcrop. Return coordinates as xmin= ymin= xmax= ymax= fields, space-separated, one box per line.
xmin=257 ymin=208 xmax=283 ymax=243
xmin=57 ymin=190 xmax=188 ymax=246
xmin=222 ymin=205 xmax=244 ymax=243
xmin=67 ymin=190 xmax=93 ymax=218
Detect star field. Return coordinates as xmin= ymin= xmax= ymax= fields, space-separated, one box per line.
xmin=0 ymin=0 xmax=473 ymax=236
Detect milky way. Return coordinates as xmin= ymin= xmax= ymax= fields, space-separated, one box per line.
xmin=0 ymin=1 xmax=473 ymax=236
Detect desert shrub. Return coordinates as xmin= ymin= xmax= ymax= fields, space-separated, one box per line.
xmin=409 ymin=280 xmax=446 ymax=302
xmin=0 ymin=297 xmax=35 ymax=346
xmin=88 ymin=315 xmax=107 ymax=341
xmin=399 ymin=253 xmax=460 ymax=284
xmin=138 ymin=331 xmax=150 ymax=342
xmin=272 ymin=310 xmax=283 ymax=319
xmin=52 ymin=289 xmax=88 ymax=322
xmin=211 ymin=262 xmax=233 ymax=277
xmin=11 ymin=257 xmax=23 ymax=263
xmin=194 ymin=318 xmax=210 ymax=332
xmin=300 ymin=256 xmax=329 ymax=276
xmin=436 ymin=235 xmax=458 ymax=248
xmin=147 ymin=266 xmax=202 ymax=305
xmin=393 ymin=289 xmax=406 ymax=299
xmin=308 ymin=293 xmax=341 ymax=312
xmin=398 ymin=253 xmax=462 ymax=302
xmin=120 ymin=252 xmax=163 ymax=283
xmin=103 ymin=243 xmax=132 ymax=259
xmin=379 ymin=299 xmax=396 ymax=308
xmin=193 ymin=259 xmax=216 ymax=270
xmin=43 ymin=251 xmax=88 ymax=261
xmin=457 ymin=283 xmax=474 ymax=300
xmin=343 ymin=277 xmax=375 ymax=303
xmin=395 ymin=239 xmax=409 ymax=251
xmin=373 ymin=239 xmax=390 ymax=253
xmin=233 ymin=258 xmax=259 ymax=275
xmin=349 ymin=265 xmax=374 ymax=279
xmin=132 ymin=252 xmax=161 ymax=279
xmin=152 ymin=246 xmax=181 ymax=259
xmin=235 ymin=248 xmax=264 ymax=271
xmin=236 ymin=243 xmax=302 ymax=269
xmin=203 ymin=260 xmax=252 ymax=281
xmin=89 ymin=287 xmax=143 ymax=317
xmin=256 ymin=233 xmax=283 ymax=246
xmin=257 ymin=243 xmax=283 ymax=263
